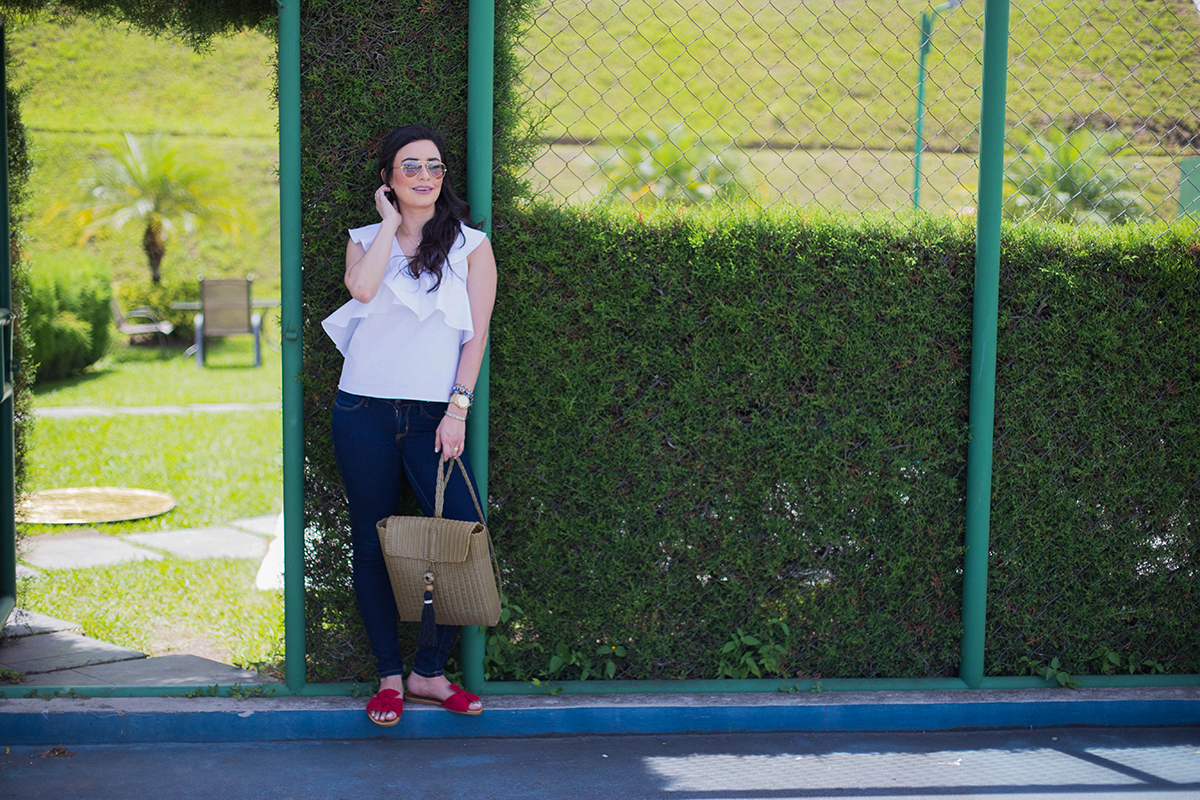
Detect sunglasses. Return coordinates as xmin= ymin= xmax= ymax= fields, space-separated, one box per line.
xmin=398 ymin=160 xmax=446 ymax=179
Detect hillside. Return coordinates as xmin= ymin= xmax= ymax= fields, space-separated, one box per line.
xmin=8 ymin=18 xmax=280 ymax=289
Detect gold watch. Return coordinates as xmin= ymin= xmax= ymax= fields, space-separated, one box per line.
xmin=449 ymin=393 xmax=471 ymax=411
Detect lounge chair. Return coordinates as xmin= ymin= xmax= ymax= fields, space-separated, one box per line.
xmin=110 ymin=297 xmax=175 ymax=353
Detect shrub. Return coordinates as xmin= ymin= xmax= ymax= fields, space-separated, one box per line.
xmin=1003 ymin=125 xmax=1147 ymax=225
xmin=595 ymin=127 xmax=753 ymax=204
xmin=25 ymin=272 xmax=112 ymax=383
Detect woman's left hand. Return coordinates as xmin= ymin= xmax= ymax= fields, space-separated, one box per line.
xmin=436 ymin=414 xmax=467 ymax=462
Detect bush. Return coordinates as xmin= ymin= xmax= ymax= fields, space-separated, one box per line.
xmin=26 ymin=273 xmax=112 ymax=384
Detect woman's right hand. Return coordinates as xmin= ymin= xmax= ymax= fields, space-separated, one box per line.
xmin=374 ymin=184 xmax=402 ymax=226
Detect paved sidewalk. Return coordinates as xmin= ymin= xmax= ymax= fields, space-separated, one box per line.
xmin=3 ymin=725 xmax=1198 ymax=799
xmin=33 ymin=402 xmax=281 ymax=419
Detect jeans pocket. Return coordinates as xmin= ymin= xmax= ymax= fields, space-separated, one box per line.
xmin=333 ymin=391 xmax=369 ymax=413
xmin=419 ymin=401 xmax=449 ymax=422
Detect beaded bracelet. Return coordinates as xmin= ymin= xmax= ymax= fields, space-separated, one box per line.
xmin=445 ymin=410 xmax=467 ymax=421
xmin=451 ymin=382 xmax=474 ymax=402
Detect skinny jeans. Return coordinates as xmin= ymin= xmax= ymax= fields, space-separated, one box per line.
xmin=331 ymin=390 xmax=484 ymax=679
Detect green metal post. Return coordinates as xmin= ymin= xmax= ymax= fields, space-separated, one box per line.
xmin=912 ymin=10 xmax=933 ymax=209
xmin=462 ymin=0 xmax=494 ymax=694
xmin=278 ymin=0 xmax=306 ymax=695
xmin=0 ymin=18 xmax=16 ymax=629
xmin=1180 ymin=156 xmax=1200 ymax=216
xmin=961 ymin=0 xmax=1010 ymax=689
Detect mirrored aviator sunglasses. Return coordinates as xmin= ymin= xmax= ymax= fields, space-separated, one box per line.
xmin=400 ymin=160 xmax=446 ymax=179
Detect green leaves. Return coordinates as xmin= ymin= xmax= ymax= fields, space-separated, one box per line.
xmin=1003 ymin=125 xmax=1147 ymax=225
xmin=64 ymin=132 xmax=245 ymax=284
xmin=594 ymin=128 xmax=753 ymax=205
xmin=717 ymin=624 xmax=790 ymax=679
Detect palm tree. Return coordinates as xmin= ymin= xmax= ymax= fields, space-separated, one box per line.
xmin=72 ymin=132 xmax=241 ymax=283
xmin=1002 ymin=125 xmax=1146 ymax=225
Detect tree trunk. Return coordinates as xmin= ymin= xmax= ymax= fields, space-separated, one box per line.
xmin=143 ymin=220 xmax=166 ymax=284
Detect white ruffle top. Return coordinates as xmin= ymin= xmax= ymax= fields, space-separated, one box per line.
xmin=322 ymin=222 xmax=487 ymax=401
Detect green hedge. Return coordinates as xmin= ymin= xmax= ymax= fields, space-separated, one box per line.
xmin=113 ymin=278 xmax=198 ymax=342
xmin=8 ymin=66 xmax=35 ymax=510
xmin=483 ymin=205 xmax=977 ymax=681
xmin=986 ymin=223 xmax=1199 ymax=677
xmin=297 ymin=0 xmax=534 ymax=682
xmin=304 ymin=201 xmax=1198 ymax=682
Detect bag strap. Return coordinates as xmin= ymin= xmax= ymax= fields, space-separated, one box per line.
xmin=434 ymin=457 xmax=487 ymax=524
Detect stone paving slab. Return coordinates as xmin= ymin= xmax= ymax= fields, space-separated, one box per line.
xmin=1 ymin=610 xmax=79 ymax=638
xmin=254 ymin=514 xmax=286 ymax=591
xmin=21 ymin=530 xmax=162 ymax=570
xmin=121 ymin=526 xmax=269 ymax=560
xmin=34 ymin=402 xmax=282 ymax=418
xmin=0 ymin=631 xmax=145 ymax=674
xmin=229 ymin=514 xmax=282 ymax=538
xmin=18 ymin=655 xmax=278 ymax=687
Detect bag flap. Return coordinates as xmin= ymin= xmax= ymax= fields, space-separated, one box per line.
xmin=378 ymin=516 xmax=486 ymax=563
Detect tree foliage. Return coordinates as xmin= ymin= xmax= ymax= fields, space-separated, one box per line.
xmin=0 ymin=0 xmax=274 ymax=50
xmin=66 ymin=132 xmax=243 ymax=284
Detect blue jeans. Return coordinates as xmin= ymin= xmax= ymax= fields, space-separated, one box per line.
xmin=331 ymin=391 xmax=484 ymax=679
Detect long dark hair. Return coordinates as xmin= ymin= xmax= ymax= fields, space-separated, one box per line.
xmin=376 ymin=125 xmax=476 ymax=292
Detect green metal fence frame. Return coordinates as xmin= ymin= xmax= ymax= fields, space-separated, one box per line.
xmin=2 ymin=0 xmax=1196 ymax=700
xmin=0 ymin=18 xmax=17 ymax=637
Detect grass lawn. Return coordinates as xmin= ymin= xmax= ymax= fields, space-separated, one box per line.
xmin=530 ymin=143 xmax=1181 ymax=218
xmin=18 ymin=335 xmax=285 ymax=675
xmin=520 ymin=0 xmax=1200 ymax=153
xmin=18 ymin=559 xmax=284 ymax=673
xmin=33 ymin=330 xmax=283 ymax=408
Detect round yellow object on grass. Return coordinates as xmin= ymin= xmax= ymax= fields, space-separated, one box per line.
xmin=19 ymin=488 xmax=176 ymax=524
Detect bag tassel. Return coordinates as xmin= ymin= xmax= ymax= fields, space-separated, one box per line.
xmin=417 ymin=570 xmax=438 ymax=647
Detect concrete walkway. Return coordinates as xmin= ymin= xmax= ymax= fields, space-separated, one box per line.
xmin=2 ymin=723 xmax=1198 ymax=799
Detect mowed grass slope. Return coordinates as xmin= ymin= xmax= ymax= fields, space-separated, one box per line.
xmin=520 ymin=0 xmax=1200 ymax=153
xmin=9 ymin=18 xmax=280 ymax=292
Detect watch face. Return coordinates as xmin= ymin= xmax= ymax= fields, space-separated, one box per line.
xmin=452 ymin=394 xmax=471 ymax=409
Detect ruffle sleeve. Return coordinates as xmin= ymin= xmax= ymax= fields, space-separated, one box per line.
xmin=322 ymin=223 xmax=488 ymax=355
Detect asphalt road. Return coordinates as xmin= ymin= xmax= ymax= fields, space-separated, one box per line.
xmin=4 ymin=725 xmax=1198 ymax=800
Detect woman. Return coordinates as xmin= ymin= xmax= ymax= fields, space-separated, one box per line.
xmin=322 ymin=125 xmax=496 ymax=725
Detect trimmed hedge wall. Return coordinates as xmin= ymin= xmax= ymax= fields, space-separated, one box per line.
xmin=7 ymin=68 xmax=35 ymax=511
xmin=297 ymin=0 xmax=533 ymax=681
xmin=986 ymin=224 xmax=1199 ymax=676
xmin=304 ymin=193 xmax=1198 ymax=682
xmin=488 ymin=209 xmax=1198 ymax=681
xmin=484 ymin=206 xmax=977 ymax=681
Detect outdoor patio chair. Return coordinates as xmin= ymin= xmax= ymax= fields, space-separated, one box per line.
xmin=192 ymin=276 xmax=262 ymax=368
xmin=110 ymin=297 xmax=175 ymax=353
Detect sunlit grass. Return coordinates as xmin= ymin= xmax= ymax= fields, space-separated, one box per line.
xmin=32 ymin=335 xmax=283 ymax=408
xmin=24 ymin=411 xmax=281 ymax=536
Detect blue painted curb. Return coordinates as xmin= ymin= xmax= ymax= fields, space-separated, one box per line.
xmin=2 ymin=690 xmax=1196 ymax=745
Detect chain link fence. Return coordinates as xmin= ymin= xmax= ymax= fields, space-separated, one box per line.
xmin=515 ymin=0 xmax=1200 ymax=223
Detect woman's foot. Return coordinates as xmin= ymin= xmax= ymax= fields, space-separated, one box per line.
xmin=367 ymin=673 xmax=406 ymax=725
xmin=404 ymin=673 xmax=483 ymax=714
